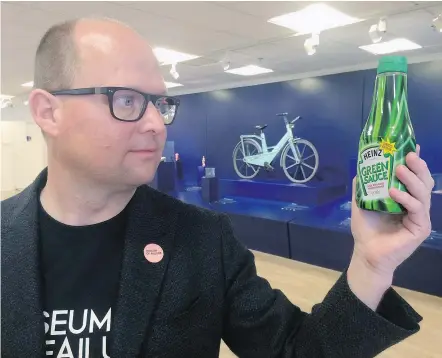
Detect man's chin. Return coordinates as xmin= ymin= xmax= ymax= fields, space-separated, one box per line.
xmin=123 ymin=169 xmax=157 ymax=187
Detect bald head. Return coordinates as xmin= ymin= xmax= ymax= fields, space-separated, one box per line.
xmin=30 ymin=17 xmax=168 ymax=191
xmin=33 ymin=17 xmax=162 ymax=92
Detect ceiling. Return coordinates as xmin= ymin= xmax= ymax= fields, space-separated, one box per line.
xmin=1 ymin=1 xmax=442 ymax=101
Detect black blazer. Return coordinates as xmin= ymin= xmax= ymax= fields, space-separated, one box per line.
xmin=2 ymin=170 xmax=422 ymax=358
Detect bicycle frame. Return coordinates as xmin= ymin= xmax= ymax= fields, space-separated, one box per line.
xmin=241 ymin=121 xmax=299 ymax=167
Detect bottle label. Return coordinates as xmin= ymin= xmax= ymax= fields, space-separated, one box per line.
xmin=358 ymin=138 xmax=396 ymax=200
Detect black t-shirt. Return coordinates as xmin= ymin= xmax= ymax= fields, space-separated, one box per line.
xmin=39 ymin=201 xmax=127 ymax=358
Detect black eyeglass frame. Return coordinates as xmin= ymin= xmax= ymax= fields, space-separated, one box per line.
xmin=49 ymin=86 xmax=180 ymax=124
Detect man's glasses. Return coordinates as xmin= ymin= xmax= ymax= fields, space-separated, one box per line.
xmin=50 ymin=87 xmax=180 ymax=125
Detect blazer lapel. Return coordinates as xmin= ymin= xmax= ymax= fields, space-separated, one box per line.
xmin=110 ymin=186 xmax=178 ymax=357
xmin=1 ymin=174 xmax=46 ymax=356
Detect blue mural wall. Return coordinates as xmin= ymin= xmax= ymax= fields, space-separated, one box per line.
xmin=168 ymin=60 xmax=442 ymax=185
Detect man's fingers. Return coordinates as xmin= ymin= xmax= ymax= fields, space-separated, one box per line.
xmin=405 ymin=151 xmax=435 ymax=191
xmin=389 ymin=187 xmax=422 ymax=213
xmin=352 ymin=177 xmax=356 ymax=196
xmin=389 ymin=188 xmax=430 ymax=235
xmin=351 ymin=177 xmax=359 ymax=212
xmin=416 ymin=144 xmax=420 ymax=157
xmin=395 ymin=164 xmax=431 ymax=208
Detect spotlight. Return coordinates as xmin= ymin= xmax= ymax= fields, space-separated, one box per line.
xmin=432 ymin=14 xmax=442 ymax=32
xmin=378 ymin=17 xmax=387 ymax=32
xmin=220 ymin=52 xmax=231 ymax=71
xmin=170 ymin=63 xmax=179 ymax=80
xmin=304 ymin=32 xmax=320 ymax=56
xmin=222 ymin=61 xmax=230 ymax=71
xmin=369 ymin=17 xmax=387 ymax=43
xmin=369 ymin=24 xmax=382 ymax=43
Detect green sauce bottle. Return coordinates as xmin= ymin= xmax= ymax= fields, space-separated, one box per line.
xmin=356 ymin=56 xmax=416 ymax=214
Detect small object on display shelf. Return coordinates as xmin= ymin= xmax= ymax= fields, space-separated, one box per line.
xmin=175 ymin=152 xmax=180 ymax=162
xmin=205 ymin=167 xmax=216 ymax=178
xmin=202 ymin=156 xmax=206 ymax=167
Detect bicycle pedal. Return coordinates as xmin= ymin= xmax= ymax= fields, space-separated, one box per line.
xmin=264 ymin=163 xmax=274 ymax=171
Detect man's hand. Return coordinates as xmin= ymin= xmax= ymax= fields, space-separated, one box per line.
xmin=347 ymin=145 xmax=435 ymax=310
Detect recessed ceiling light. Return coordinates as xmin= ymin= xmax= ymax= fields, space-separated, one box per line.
xmin=24 ymin=101 xmax=29 ymax=105
xmin=21 ymin=81 xmax=34 ymax=87
xmin=225 ymin=65 xmax=273 ymax=76
xmin=153 ymin=47 xmax=199 ymax=66
xmin=359 ymin=38 xmax=422 ymax=55
xmin=165 ymin=81 xmax=183 ymax=89
xmin=268 ymin=3 xmax=362 ymax=35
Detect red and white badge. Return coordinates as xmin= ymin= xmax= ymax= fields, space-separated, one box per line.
xmin=144 ymin=243 xmax=164 ymax=263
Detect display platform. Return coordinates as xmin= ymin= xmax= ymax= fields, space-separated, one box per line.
xmin=150 ymin=161 xmax=176 ymax=193
xmin=288 ymin=199 xmax=442 ymax=297
xmin=431 ymin=173 xmax=442 ymax=231
xmin=176 ymin=189 xmax=306 ymax=258
xmin=201 ymin=176 xmax=219 ymax=202
xmin=219 ymin=179 xmax=346 ymax=206
xmin=173 ymin=188 xmax=442 ymax=297
xmin=431 ymin=191 xmax=442 ymax=231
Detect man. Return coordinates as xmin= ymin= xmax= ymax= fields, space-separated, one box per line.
xmin=1 ymin=18 xmax=434 ymax=358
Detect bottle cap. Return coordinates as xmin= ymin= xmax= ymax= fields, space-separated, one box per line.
xmin=377 ymin=56 xmax=408 ymax=74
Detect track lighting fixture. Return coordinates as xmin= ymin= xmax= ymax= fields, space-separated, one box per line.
xmin=170 ymin=63 xmax=179 ymax=80
xmin=432 ymin=14 xmax=442 ymax=32
xmin=220 ymin=52 xmax=231 ymax=71
xmin=222 ymin=61 xmax=231 ymax=71
xmin=369 ymin=17 xmax=387 ymax=43
xmin=304 ymin=32 xmax=320 ymax=56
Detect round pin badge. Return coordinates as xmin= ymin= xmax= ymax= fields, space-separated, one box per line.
xmin=144 ymin=243 xmax=164 ymax=263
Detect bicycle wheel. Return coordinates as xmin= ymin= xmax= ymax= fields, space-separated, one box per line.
xmin=233 ymin=140 xmax=262 ymax=179
xmin=282 ymin=139 xmax=319 ymax=183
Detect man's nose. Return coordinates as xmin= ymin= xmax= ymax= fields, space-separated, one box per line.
xmin=138 ymin=102 xmax=166 ymax=134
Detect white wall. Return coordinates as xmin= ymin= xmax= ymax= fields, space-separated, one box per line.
xmin=1 ymin=104 xmax=47 ymax=192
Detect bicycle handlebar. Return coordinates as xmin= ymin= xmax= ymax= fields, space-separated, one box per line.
xmin=276 ymin=113 xmax=301 ymax=123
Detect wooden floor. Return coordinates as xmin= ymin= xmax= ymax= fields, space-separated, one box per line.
xmin=1 ymin=190 xmax=21 ymax=200
xmin=220 ymin=251 xmax=442 ymax=358
xmin=2 ymin=191 xmax=441 ymax=357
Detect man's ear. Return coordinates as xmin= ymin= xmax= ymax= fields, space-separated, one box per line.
xmin=28 ymin=89 xmax=62 ymax=137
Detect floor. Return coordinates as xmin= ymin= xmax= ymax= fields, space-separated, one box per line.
xmin=3 ymin=191 xmax=441 ymax=357
xmin=1 ymin=190 xmax=21 ymax=200
xmin=220 ymin=251 xmax=442 ymax=358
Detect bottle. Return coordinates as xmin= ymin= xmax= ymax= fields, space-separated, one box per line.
xmin=356 ymin=56 xmax=416 ymax=214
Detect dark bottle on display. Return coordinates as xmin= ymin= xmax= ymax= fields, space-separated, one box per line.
xmin=356 ymin=56 xmax=416 ymax=214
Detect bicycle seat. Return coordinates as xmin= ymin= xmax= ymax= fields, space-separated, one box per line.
xmin=276 ymin=113 xmax=288 ymax=117
xmin=255 ymin=124 xmax=268 ymax=131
